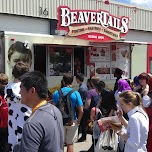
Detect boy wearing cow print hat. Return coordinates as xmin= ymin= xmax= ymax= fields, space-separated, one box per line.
xmin=5 ymin=61 xmax=32 ymax=152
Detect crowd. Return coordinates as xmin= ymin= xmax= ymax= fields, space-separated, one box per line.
xmin=0 ymin=63 xmax=151 ymax=152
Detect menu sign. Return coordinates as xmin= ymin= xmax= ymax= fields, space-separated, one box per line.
xmin=111 ymin=45 xmax=130 ymax=79
xmin=57 ymin=6 xmax=129 ymax=42
xmin=89 ymin=44 xmax=130 ymax=79
xmin=90 ymin=45 xmax=110 ymax=62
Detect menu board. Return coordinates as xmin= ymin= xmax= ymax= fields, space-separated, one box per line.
xmin=111 ymin=44 xmax=130 ymax=79
xmin=90 ymin=44 xmax=130 ymax=80
xmin=90 ymin=45 xmax=110 ymax=62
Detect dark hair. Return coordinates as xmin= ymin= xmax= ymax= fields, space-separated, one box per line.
xmin=119 ymin=90 xmax=142 ymax=107
xmin=19 ymin=71 xmax=48 ymax=99
xmin=138 ymin=72 xmax=149 ymax=83
xmin=0 ymin=73 xmax=8 ymax=85
xmin=63 ymin=73 xmax=74 ymax=85
xmin=87 ymin=78 xmax=93 ymax=89
xmin=95 ymin=81 xmax=105 ymax=92
xmin=91 ymin=75 xmax=100 ymax=87
xmin=8 ymin=41 xmax=32 ymax=66
xmin=76 ymin=73 xmax=84 ymax=82
xmin=114 ymin=68 xmax=123 ymax=76
xmin=12 ymin=61 xmax=29 ymax=79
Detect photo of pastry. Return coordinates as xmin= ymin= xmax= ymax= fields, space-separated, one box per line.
xmin=96 ymin=67 xmax=110 ymax=74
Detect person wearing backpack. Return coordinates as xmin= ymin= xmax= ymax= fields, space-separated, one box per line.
xmin=52 ymin=73 xmax=83 ymax=152
xmin=0 ymin=73 xmax=9 ymax=152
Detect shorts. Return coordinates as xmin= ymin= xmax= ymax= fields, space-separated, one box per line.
xmin=64 ymin=121 xmax=78 ymax=145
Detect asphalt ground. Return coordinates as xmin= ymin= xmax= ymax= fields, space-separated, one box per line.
xmin=64 ymin=134 xmax=92 ymax=152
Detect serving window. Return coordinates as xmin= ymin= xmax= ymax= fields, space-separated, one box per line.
xmin=48 ymin=46 xmax=86 ymax=76
xmin=48 ymin=47 xmax=72 ymax=76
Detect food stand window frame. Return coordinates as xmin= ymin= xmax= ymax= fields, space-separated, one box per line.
xmin=47 ymin=46 xmax=87 ymax=77
xmin=47 ymin=46 xmax=73 ymax=77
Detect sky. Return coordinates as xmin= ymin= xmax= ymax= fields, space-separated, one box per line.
xmin=113 ymin=0 xmax=152 ymax=8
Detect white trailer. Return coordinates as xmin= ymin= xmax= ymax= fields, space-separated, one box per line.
xmin=1 ymin=31 xmax=91 ymax=92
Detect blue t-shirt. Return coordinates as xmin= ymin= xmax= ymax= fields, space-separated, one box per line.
xmin=52 ymin=87 xmax=83 ymax=120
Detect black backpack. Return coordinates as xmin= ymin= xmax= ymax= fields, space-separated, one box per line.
xmin=57 ymin=89 xmax=75 ymax=126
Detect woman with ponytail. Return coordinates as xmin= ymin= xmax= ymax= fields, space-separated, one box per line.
xmin=112 ymin=91 xmax=149 ymax=152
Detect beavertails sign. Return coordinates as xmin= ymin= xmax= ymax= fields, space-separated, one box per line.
xmin=57 ymin=6 xmax=130 ymax=42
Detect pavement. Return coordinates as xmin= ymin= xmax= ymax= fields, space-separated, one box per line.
xmin=64 ymin=134 xmax=92 ymax=152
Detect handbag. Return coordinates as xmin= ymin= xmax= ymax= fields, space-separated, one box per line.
xmin=95 ymin=130 xmax=118 ymax=152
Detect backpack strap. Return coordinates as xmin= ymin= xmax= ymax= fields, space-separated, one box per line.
xmin=66 ymin=89 xmax=75 ymax=122
xmin=67 ymin=89 xmax=75 ymax=97
xmin=135 ymin=110 xmax=147 ymax=120
xmin=58 ymin=89 xmax=64 ymax=97
xmin=58 ymin=89 xmax=64 ymax=106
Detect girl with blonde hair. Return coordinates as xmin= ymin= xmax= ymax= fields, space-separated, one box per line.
xmin=114 ymin=90 xmax=149 ymax=152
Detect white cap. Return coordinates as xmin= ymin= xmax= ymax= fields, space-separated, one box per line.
xmin=142 ymin=95 xmax=152 ymax=108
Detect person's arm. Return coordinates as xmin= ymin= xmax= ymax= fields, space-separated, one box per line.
xmin=84 ymin=90 xmax=92 ymax=110
xmin=75 ymin=92 xmax=83 ymax=125
xmin=96 ymin=96 xmax=102 ymax=108
xmin=117 ymin=130 xmax=128 ymax=142
xmin=117 ymin=110 xmax=128 ymax=128
xmin=18 ymin=122 xmax=43 ymax=152
xmin=90 ymin=107 xmax=96 ymax=121
xmin=77 ymin=106 xmax=83 ymax=125
xmin=85 ymin=98 xmax=91 ymax=110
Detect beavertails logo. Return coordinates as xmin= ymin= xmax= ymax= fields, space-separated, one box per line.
xmin=57 ymin=6 xmax=130 ymax=42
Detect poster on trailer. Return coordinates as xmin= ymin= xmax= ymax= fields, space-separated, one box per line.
xmin=90 ymin=45 xmax=110 ymax=62
xmin=111 ymin=45 xmax=130 ymax=79
xmin=95 ymin=62 xmax=111 ymax=79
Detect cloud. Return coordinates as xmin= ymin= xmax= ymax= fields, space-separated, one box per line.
xmin=130 ymin=0 xmax=152 ymax=8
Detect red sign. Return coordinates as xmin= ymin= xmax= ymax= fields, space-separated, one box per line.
xmin=57 ymin=6 xmax=130 ymax=42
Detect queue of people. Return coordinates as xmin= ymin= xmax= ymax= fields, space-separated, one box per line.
xmin=0 ymin=62 xmax=64 ymax=152
xmin=0 ymin=65 xmax=151 ymax=152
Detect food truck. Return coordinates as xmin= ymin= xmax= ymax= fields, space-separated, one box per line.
xmin=0 ymin=31 xmax=92 ymax=92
